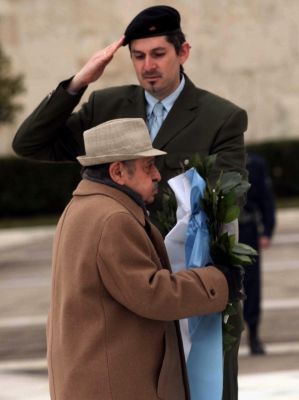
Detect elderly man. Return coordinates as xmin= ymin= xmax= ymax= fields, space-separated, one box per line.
xmin=47 ymin=118 xmax=241 ymax=400
xmin=13 ymin=6 xmax=247 ymax=398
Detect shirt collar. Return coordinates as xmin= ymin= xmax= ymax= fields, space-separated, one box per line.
xmin=144 ymin=75 xmax=185 ymax=117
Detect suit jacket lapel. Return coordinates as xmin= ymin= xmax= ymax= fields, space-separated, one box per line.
xmin=153 ymin=76 xmax=199 ymax=149
xmin=122 ymin=86 xmax=147 ymax=119
xmin=119 ymin=77 xmax=199 ymax=151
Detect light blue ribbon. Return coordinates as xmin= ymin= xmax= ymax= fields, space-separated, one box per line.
xmin=185 ymin=168 xmax=223 ymax=400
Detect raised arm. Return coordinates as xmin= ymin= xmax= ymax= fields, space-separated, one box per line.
xmin=12 ymin=37 xmax=124 ymax=161
xmin=67 ymin=37 xmax=124 ymax=93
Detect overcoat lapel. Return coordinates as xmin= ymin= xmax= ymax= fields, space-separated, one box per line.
xmin=147 ymin=221 xmax=172 ymax=271
xmin=153 ymin=76 xmax=199 ymax=149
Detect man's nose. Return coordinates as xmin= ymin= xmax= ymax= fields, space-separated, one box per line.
xmin=152 ymin=166 xmax=161 ymax=182
xmin=143 ymin=56 xmax=156 ymax=71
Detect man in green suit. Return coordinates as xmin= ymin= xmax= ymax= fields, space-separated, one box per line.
xmin=13 ymin=6 xmax=247 ymax=399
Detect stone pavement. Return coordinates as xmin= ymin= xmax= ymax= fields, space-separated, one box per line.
xmin=0 ymin=208 xmax=299 ymax=399
xmin=1 ymin=369 xmax=299 ymax=400
xmin=239 ymin=370 xmax=299 ymax=400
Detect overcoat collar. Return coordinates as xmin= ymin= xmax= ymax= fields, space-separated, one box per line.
xmin=73 ymin=179 xmax=146 ymax=227
xmin=73 ymin=180 xmax=172 ymax=270
xmin=123 ymin=75 xmax=199 ymax=150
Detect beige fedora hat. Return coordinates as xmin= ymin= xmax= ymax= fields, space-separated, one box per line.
xmin=77 ymin=118 xmax=166 ymax=166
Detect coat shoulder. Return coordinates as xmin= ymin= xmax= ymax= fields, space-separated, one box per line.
xmin=196 ymin=87 xmax=245 ymax=114
xmin=184 ymin=75 xmax=246 ymax=116
xmin=86 ymin=84 xmax=145 ymax=121
xmin=91 ymin=84 xmax=142 ymax=101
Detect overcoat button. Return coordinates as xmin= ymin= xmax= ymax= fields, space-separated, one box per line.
xmin=183 ymin=159 xmax=189 ymax=166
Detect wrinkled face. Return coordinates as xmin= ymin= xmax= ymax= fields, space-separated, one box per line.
xmin=130 ymin=36 xmax=189 ymax=100
xmin=122 ymin=157 xmax=161 ymax=203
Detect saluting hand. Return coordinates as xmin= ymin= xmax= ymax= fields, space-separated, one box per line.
xmin=67 ymin=36 xmax=125 ymax=93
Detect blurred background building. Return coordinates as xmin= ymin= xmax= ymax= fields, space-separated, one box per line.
xmin=0 ymin=3 xmax=299 ymax=398
xmin=0 ymin=0 xmax=298 ymax=156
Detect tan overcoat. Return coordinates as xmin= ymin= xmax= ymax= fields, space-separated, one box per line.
xmin=47 ymin=180 xmax=228 ymax=400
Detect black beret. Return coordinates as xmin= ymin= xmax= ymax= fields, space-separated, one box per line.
xmin=123 ymin=5 xmax=181 ymax=46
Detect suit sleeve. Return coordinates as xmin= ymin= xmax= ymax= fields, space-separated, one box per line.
xmin=97 ymin=212 xmax=228 ymax=321
xmin=210 ymin=107 xmax=248 ymax=183
xmin=12 ymin=78 xmax=90 ymax=161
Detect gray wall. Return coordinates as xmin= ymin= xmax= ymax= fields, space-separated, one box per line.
xmin=1 ymin=0 xmax=298 ymax=155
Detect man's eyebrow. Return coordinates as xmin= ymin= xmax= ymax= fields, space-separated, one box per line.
xmin=148 ymin=158 xmax=155 ymax=165
xmin=131 ymin=49 xmax=144 ymax=54
xmin=131 ymin=46 xmax=167 ymax=54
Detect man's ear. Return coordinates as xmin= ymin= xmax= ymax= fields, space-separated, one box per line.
xmin=179 ymin=42 xmax=191 ymax=65
xmin=109 ymin=162 xmax=126 ymax=185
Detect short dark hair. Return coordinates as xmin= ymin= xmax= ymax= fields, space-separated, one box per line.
xmin=81 ymin=163 xmax=110 ymax=181
xmin=166 ymin=31 xmax=186 ymax=54
xmin=166 ymin=31 xmax=186 ymax=73
xmin=81 ymin=160 xmax=136 ymax=181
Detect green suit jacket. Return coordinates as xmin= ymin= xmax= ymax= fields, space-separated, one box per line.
xmin=13 ymin=74 xmax=247 ymax=222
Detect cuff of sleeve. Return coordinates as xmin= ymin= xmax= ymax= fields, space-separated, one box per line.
xmin=60 ymin=76 xmax=87 ymax=97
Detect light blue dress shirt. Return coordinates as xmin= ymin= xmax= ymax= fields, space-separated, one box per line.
xmin=145 ymin=75 xmax=185 ymax=142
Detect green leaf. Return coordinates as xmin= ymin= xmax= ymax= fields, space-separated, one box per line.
xmin=189 ymin=153 xmax=204 ymax=175
xmin=156 ymin=152 xmax=253 ymax=354
xmin=189 ymin=154 xmax=218 ymax=179
xmin=228 ymin=234 xmax=237 ymax=249
xmin=220 ymin=172 xmax=242 ymax=193
xmin=234 ymin=181 xmax=251 ymax=197
xmin=206 ymin=154 xmax=218 ymax=174
xmin=232 ymin=242 xmax=258 ymax=256
xmin=156 ymin=185 xmax=177 ymax=235
xmin=223 ymin=332 xmax=238 ymax=353
xmin=224 ymin=303 xmax=238 ymax=316
xmin=223 ymin=205 xmax=240 ymax=223
xmin=230 ymin=254 xmax=254 ymax=265
xmin=222 ymin=300 xmax=240 ymax=352
xmin=218 ymin=232 xmax=235 ymax=251
xmin=217 ymin=189 xmax=240 ymax=223
xmin=221 ymin=190 xmax=237 ymax=207
xmin=210 ymin=244 xmax=230 ymax=265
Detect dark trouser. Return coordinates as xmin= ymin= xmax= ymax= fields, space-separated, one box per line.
xmin=243 ymin=259 xmax=261 ymax=328
xmin=222 ymin=302 xmax=244 ymax=400
xmin=239 ymin=222 xmax=261 ymax=330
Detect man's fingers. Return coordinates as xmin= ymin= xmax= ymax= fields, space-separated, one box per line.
xmin=71 ymin=37 xmax=125 ymax=89
xmin=114 ymin=35 xmax=125 ymax=49
xmin=115 ymin=35 xmax=125 ymax=48
xmin=92 ymin=37 xmax=124 ymax=63
xmin=104 ymin=36 xmax=125 ymax=57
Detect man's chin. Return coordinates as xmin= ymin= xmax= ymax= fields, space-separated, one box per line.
xmin=144 ymin=80 xmax=160 ymax=93
xmin=145 ymin=194 xmax=157 ymax=204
